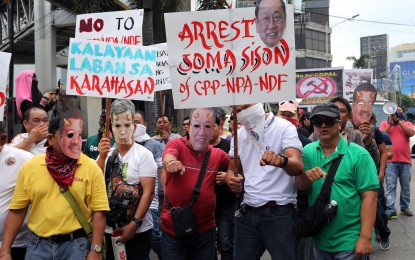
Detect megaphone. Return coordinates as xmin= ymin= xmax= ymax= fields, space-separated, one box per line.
xmin=383 ymin=101 xmax=398 ymax=115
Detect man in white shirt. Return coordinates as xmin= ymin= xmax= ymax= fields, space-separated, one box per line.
xmin=10 ymin=107 xmax=48 ymax=155
xmin=226 ymin=103 xmax=303 ymax=260
xmin=0 ymin=122 xmax=34 ymax=259
xmin=98 ymin=99 xmax=157 ymax=260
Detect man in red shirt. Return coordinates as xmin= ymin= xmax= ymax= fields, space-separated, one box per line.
xmin=380 ymin=106 xmax=415 ymax=219
xmin=161 ymin=107 xmax=229 ymax=260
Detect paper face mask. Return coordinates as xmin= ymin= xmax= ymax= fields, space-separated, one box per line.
xmin=60 ymin=117 xmax=83 ymax=159
xmin=112 ymin=111 xmax=134 ymax=144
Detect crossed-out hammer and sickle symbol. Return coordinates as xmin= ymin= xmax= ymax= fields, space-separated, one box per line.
xmin=304 ymin=78 xmax=329 ymax=98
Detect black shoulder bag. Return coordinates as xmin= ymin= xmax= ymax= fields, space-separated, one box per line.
xmin=165 ymin=150 xmax=211 ymax=238
xmin=298 ymin=154 xmax=344 ymax=237
xmin=105 ymin=148 xmax=143 ymax=228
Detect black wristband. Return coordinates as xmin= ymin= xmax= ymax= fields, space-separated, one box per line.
xmin=278 ymin=153 xmax=289 ymax=168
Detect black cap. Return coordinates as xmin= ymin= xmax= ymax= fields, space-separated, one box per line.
xmin=310 ymin=103 xmax=340 ymax=120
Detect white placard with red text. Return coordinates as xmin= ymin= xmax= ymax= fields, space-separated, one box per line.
xmin=165 ymin=6 xmax=295 ymax=108
xmin=75 ymin=9 xmax=144 ymax=46
xmin=0 ymin=52 xmax=11 ymax=121
xmin=66 ymin=38 xmax=157 ymax=100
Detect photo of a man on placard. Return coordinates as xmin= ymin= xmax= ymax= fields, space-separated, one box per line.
xmin=255 ymin=0 xmax=287 ymax=48
xmin=352 ymin=83 xmax=377 ymax=128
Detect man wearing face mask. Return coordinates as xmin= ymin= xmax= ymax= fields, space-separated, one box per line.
xmin=380 ymin=106 xmax=415 ymax=219
xmin=225 ymin=103 xmax=303 ymax=260
xmin=161 ymin=108 xmax=229 ymax=260
xmin=0 ymin=110 xmax=109 ymax=260
xmin=97 ymin=100 xmax=157 ymax=260
xmin=278 ymin=100 xmax=311 ymax=146
xmin=134 ymin=110 xmax=164 ymax=259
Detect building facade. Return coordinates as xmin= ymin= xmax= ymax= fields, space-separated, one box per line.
xmin=360 ymin=34 xmax=389 ymax=80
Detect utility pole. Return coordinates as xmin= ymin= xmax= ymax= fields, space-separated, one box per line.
xmin=7 ymin=0 xmax=15 ymax=141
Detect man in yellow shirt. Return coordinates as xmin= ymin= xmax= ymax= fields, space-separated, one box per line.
xmin=0 ymin=109 xmax=109 ymax=260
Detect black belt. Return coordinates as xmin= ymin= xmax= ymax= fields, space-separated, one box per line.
xmin=40 ymin=229 xmax=87 ymax=244
xmin=246 ymin=202 xmax=294 ymax=209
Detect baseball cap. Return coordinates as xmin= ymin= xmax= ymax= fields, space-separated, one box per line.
xmin=279 ymin=100 xmax=298 ymax=114
xmin=310 ymin=103 xmax=340 ymax=120
xmin=44 ymin=116 xmax=60 ymax=146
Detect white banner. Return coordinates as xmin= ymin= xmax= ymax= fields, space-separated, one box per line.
xmin=153 ymin=43 xmax=171 ymax=91
xmin=66 ymin=38 xmax=157 ymax=100
xmin=165 ymin=5 xmax=296 ymax=108
xmin=0 ymin=52 xmax=11 ymax=121
xmin=75 ymin=9 xmax=144 ymax=46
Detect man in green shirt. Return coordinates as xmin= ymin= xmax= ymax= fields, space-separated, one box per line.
xmin=296 ymin=103 xmax=378 ymax=259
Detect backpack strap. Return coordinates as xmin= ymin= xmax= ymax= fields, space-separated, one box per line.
xmin=165 ymin=150 xmax=211 ymax=208
xmin=318 ymin=154 xmax=344 ymax=204
xmin=105 ymin=148 xmax=119 ymax=182
xmin=190 ymin=150 xmax=211 ymax=204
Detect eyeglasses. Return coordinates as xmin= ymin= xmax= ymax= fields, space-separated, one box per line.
xmin=311 ymin=118 xmax=339 ymax=127
xmin=258 ymin=15 xmax=284 ymax=26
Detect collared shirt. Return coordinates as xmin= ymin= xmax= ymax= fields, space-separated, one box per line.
xmin=0 ymin=146 xmax=33 ymax=247
xmin=303 ymin=136 xmax=379 ymax=252
xmin=230 ymin=114 xmax=303 ymax=206
xmin=152 ymin=132 xmax=182 ymax=147
xmin=161 ymin=137 xmax=229 ymax=236
xmin=10 ymin=133 xmax=47 ymax=155
xmin=10 ymin=153 xmax=109 ymax=237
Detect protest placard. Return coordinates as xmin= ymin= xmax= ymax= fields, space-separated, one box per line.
xmin=75 ymin=9 xmax=144 ymax=46
xmin=343 ymin=69 xmax=373 ymax=101
xmin=66 ymin=38 xmax=157 ymax=100
xmin=165 ymin=5 xmax=295 ymax=109
xmin=296 ymin=67 xmax=343 ymax=105
xmin=154 ymin=43 xmax=171 ymax=91
xmin=0 ymin=52 xmax=11 ymax=121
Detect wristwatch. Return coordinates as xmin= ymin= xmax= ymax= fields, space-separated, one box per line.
xmin=131 ymin=217 xmax=143 ymax=227
xmin=90 ymin=245 xmax=102 ymax=253
xmin=278 ymin=153 xmax=289 ymax=168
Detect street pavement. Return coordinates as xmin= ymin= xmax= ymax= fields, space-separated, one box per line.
xmin=151 ymin=160 xmax=415 ymax=260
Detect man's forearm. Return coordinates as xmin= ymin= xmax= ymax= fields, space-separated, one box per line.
xmin=0 ymin=208 xmax=28 ymax=254
xmin=162 ymin=154 xmax=177 ymax=170
xmin=134 ymin=191 xmax=154 ymax=220
xmin=360 ymin=190 xmax=377 ymax=240
xmin=91 ymin=211 xmax=106 ymax=246
xmin=398 ymin=121 xmax=415 ymax=137
xmin=12 ymin=138 xmax=35 ymax=152
xmin=295 ymin=174 xmax=312 ymax=191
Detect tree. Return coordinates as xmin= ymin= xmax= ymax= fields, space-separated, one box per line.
xmin=196 ymin=0 xmax=229 ymax=10
xmin=71 ymin=0 xmax=121 ymax=13
xmin=346 ymin=54 xmax=371 ymax=68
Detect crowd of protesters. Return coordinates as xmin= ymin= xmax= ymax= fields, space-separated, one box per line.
xmin=1 ymin=75 xmax=414 ymax=260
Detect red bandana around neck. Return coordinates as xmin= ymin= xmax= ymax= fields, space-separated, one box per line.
xmin=45 ymin=146 xmax=78 ymax=190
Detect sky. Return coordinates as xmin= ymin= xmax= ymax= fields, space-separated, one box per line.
xmin=330 ymin=0 xmax=415 ymax=68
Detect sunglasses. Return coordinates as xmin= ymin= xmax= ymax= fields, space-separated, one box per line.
xmin=311 ymin=118 xmax=339 ymax=127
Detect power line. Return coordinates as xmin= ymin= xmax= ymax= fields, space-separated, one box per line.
xmin=295 ymin=8 xmax=415 ymax=27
